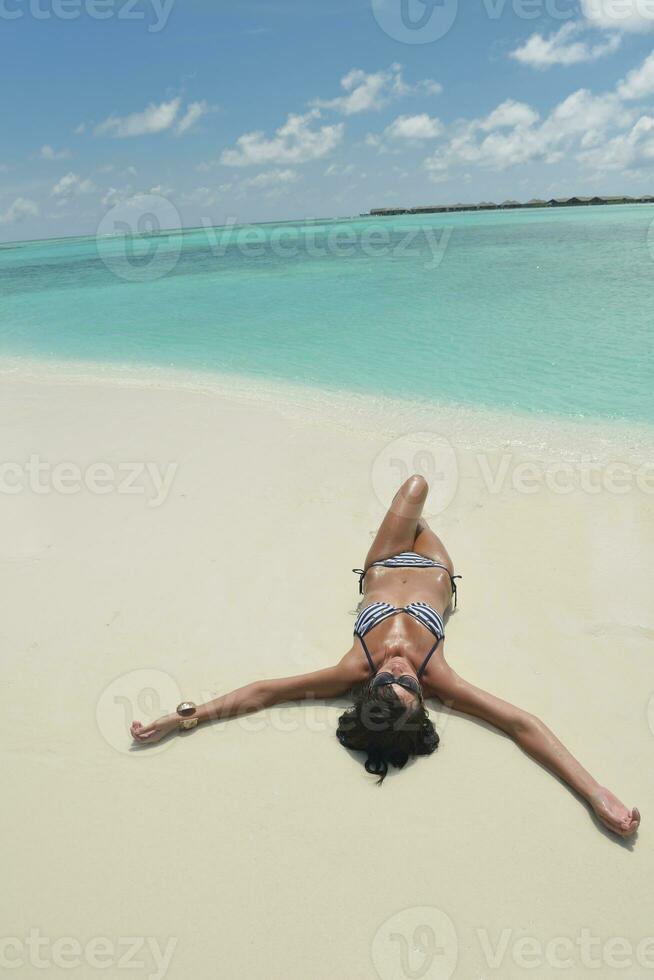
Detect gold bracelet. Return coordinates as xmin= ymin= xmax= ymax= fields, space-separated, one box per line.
xmin=176 ymin=701 xmax=198 ymax=731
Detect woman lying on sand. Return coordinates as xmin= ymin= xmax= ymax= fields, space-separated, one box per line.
xmin=131 ymin=475 xmax=640 ymax=838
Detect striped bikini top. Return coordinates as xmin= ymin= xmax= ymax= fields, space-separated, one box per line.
xmin=354 ymin=601 xmax=445 ymax=641
xmin=353 ymin=600 xmax=445 ymax=678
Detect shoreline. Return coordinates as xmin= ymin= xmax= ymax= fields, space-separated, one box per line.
xmin=2 ymin=354 xmax=654 ymax=463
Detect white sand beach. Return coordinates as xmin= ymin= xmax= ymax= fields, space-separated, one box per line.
xmin=1 ymin=359 xmax=653 ymax=980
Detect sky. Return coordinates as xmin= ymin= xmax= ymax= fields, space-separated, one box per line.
xmin=2 ymin=0 xmax=654 ymax=241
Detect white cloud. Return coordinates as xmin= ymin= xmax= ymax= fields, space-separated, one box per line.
xmin=101 ymin=185 xmax=132 ymax=207
xmin=324 ymin=162 xmax=356 ymax=176
xmin=181 ymin=170 xmax=297 ymax=208
xmin=547 ymin=88 xmax=624 ymax=137
xmin=313 ymin=66 xmax=398 ymax=115
xmin=412 ymin=79 xmax=443 ymax=96
xmin=581 ymin=0 xmax=654 ymax=32
xmin=312 ymin=64 xmax=441 ymax=116
xmin=0 ymin=197 xmax=39 ymax=224
xmin=97 ymin=164 xmax=137 ymax=177
xmin=180 ymin=185 xmax=233 ymax=207
xmin=618 ymin=49 xmax=654 ymax=98
xmin=221 ymin=109 xmax=343 ymax=167
xmin=479 ymin=100 xmax=540 ymax=130
xmin=40 ymin=144 xmax=72 ymax=160
xmin=95 ymin=98 xmax=181 ymax=138
xmin=242 ymin=168 xmax=298 ymax=189
xmin=510 ymin=21 xmax=621 ymax=68
xmin=383 ymin=113 xmax=442 ymax=140
xmin=424 ymin=88 xmax=627 ymax=179
xmin=51 ymin=172 xmax=95 ymax=197
xmin=175 ymin=100 xmax=209 ymax=136
xmin=367 ymin=113 xmax=442 ymax=152
xmin=102 ymin=181 xmax=172 ymax=207
xmin=578 ymin=114 xmax=654 ymax=169
xmin=74 ymin=122 xmax=86 ymax=135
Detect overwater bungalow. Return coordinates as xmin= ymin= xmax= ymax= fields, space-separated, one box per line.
xmin=548 ymin=197 xmax=582 ymax=206
xmin=600 ymin=195 xmax=633 ymax=204
xmin=410 ymin=204 xmax=447 ymax=214
xmin=367 ymin=193 xmax=653 ymax=217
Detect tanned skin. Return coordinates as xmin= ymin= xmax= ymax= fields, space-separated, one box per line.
xmin=132 ymin=475 xmax=640 ymax=839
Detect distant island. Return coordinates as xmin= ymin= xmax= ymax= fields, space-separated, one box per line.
xmin=364 ymin=195 xmax=654 ymax=217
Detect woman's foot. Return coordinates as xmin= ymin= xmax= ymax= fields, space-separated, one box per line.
xmin=590 ymin=786 xmax=640 ymax=837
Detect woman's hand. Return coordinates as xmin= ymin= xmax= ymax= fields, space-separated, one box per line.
xmin=130 ymin=713 xmax=179 ymax=745
xmin=589 ymin=786 xmax=640 ymax=838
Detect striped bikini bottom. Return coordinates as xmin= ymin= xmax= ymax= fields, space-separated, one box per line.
xmin=352 ymin=551 xmax=461 ymax=605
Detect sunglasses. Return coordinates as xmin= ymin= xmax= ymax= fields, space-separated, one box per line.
xmin=371 ymin=671 xmax=421 ymax=695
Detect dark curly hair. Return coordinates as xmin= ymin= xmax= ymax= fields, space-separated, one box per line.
xmin=336 ymin=682 xmax=439 ymax=783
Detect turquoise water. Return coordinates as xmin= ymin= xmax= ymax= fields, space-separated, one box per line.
xmin=1 ymin=206 xmax=653 ymax=423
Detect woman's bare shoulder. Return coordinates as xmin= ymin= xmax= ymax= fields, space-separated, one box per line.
xmin=337 ymin=643 xmax=371 ymax=686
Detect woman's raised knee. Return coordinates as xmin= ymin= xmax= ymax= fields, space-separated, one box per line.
xmin=403 ymin=474 xmax=429 ymax=500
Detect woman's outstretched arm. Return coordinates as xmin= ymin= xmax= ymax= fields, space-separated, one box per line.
xmin=130 ymin=657 xmax=359 ymax=745
xmin=428 ymin=658 xmax=641 ymax=838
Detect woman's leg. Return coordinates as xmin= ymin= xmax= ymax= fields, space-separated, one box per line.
xmin=413 ymin=516 xmax=455 ymax=576
xmin=364 ymin=474 xmax=428 ymax=568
